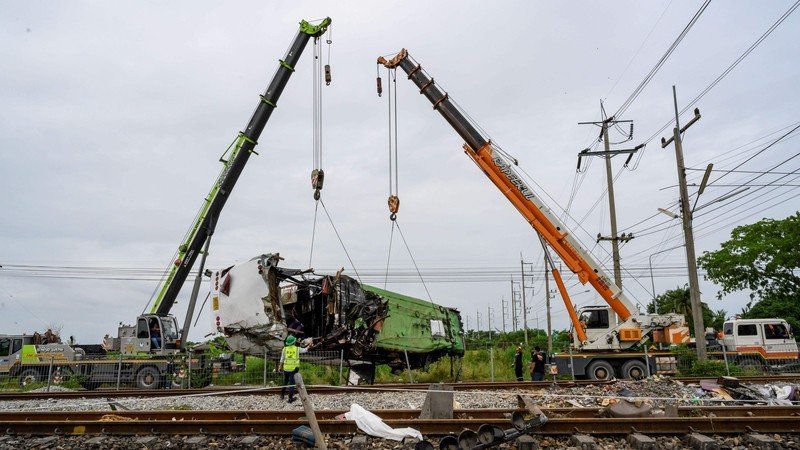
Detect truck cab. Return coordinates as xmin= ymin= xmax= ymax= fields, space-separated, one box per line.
xmin=721 ymin=319 xmax=799 ymax=362
xmin=0 ymin=335 xmax=26 ymax=374
xmin=575 ymin=306 xmax=613 ymax=346
xmin=107 ymin=314 xmax=181 ymax=356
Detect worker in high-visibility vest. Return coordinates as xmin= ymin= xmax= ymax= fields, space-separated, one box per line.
xmin=278 ymin=335 xmax=311 ymax=403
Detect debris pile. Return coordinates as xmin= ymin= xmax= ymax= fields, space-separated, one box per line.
xmin=525 ymin=376 xmax=800 ymax=409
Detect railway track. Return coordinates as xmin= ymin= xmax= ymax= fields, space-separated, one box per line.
xmin=1 ymin=375 xmax=797 ymax=401
xmin=3 ymin=406 xmax=800 ymax=436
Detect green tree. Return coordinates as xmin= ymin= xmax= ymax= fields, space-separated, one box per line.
xmin=698 ymin=212 xmax=800 ymax=301
xmin=698 ymin=213 xmax=800 ymax=332
xmin=647 ymin=285 xmax=723 ymax=335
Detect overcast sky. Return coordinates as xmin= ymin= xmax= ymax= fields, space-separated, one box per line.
xmin=1 ymin=2 xmax=798 ymax=344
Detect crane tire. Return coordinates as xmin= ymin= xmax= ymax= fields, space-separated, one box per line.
xmin=136 ymin=366 xmax=161 ymax=390
xmin=586 ymin=360 xmax=614 ymax=381
xmin=18 ymin=369 xmax=41 ymax=387
xmin=621 ymin=359 xmax=648 ymax=380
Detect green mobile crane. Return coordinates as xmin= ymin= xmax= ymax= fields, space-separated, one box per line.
xmin=121 ymin=17 xmax=332 ymax=357
xmin=0 ymin=18 xmax=331 ymax=390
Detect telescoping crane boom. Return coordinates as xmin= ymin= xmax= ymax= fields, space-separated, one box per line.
xmin=128 ymin=18 xmax=332 ymax=355
xmin=377 ymin=49 xmax=688 ymax=352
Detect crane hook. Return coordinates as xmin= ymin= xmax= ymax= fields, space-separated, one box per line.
xmin=388 ymin=195 xmax=399 ymax=221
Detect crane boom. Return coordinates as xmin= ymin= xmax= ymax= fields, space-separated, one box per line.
xmin=150 ymin=18 xmax=332 ymax=316
xmin=377 ymin=49 xmax=637 ymax=322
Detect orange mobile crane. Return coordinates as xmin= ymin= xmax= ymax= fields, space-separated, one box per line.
xmin=378 ymin=49 xmax=690 ymax=380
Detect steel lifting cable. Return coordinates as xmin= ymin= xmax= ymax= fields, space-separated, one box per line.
xmin=308 ymin=35 xmax=330 ymax=267
xmin=382 ymin=66 xmax=400 ymax=288
xmin=395 ymin=219 xmax=434 ymax=303
xmin=379 ymin=65 xmax=432 ymax=301
xmin=319 ymin=199 xmax=361 ymax=283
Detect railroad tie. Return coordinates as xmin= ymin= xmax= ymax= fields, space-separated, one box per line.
xmin=746 ymin=433 xmax=781 ymax=450
xmin=36 ymin=436 xmax=59 ymax=446
xmin=185 ymin=436 xmax=207 ymax=446
xmin=135 ymin=436 xmax=158 ymax=446
xmin=348 ymin=435 xmax=368 ymax=450
xmin=685 ymin=433 xmax=719 ymax=450
xmin=85 ymin=437 xmax=105 ymax=446
xmin=239 ymin=436 xmax=260 ymax=445
xmin=516 ymin=435 xmax=537 ymax=450
xmin=570 ymin=434 xmax=597 ymax=450
xmin=626 ymin=433 xmax=657 ymax=450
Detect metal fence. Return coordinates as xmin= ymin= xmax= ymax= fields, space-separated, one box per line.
xmin=0 ymin=350 xmax=348 ymax=392
xmin=675 ymin=341 xmax=800 ymax=377
xmin=3 ymin=344 xmax=799 ymax=391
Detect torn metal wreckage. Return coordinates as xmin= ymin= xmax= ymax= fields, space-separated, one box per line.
xmin=210 ymin=253 xmax=465 ymax=373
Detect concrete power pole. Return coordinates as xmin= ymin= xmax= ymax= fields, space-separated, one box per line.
xmin=660 ymin=86 xmax=706 ymax=361
xmin=500 ymin=297 xmax=507 ymax=333
xmin=487 ymin=306 xmax=493 ymax=342
xmin=510 ymin=279 xmax=518 ymax=332
xmin=520 ymin=255 xmax=529 ymax=345
xmin=578 ymin=105 xmax=643 ymax=324
xmin=543 ymin=252 xmax=553 ymax=355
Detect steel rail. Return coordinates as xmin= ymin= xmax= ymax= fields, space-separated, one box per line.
xmin=2 ymin=405 xmax=800 ymax=422
xmin=5 ymin=416 xmax=800 ymax=436
xmin=1 ymin=375 xmax=797 ymax=401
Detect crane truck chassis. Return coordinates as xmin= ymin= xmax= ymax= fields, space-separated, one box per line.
xmin=0 ymin=332 xmax=178 ymax=389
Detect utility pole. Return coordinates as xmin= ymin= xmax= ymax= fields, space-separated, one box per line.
xmin=500 ymin=297 xmax=507 ymax=333
xmin=510 ymin=279 xmax=518 ymax=332
xmin=660 ymin=85 xmax=706 ymax=361
xmin=578 ymin=104 xmax=643 ymax=324
xmin=543 ymin=251 xmax=553 ymax=355
xmin=520 ymin=254 xmax=529 ymax=345
xmin=487 ymin=306 xmax=493 ymax=342
xmin=476 ymin=310 xmax=482 ymax=336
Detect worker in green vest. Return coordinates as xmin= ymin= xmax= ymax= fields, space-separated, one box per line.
xmin=278 ymin=335 xmax=311 ymax=403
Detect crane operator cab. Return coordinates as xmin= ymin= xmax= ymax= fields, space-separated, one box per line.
xmin=113 ymin=314 xmax=180 ymax=356
xmin=576 ymin=306 xmax=614 ymax=346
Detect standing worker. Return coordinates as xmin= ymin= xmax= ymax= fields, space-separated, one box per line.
xmin=513 ymin=346 xmax=524 ymax=381
xmin=530 ymin=346 xmax=545 ymax=381
xmin=278 ymin=335 xmax=311 ymax=403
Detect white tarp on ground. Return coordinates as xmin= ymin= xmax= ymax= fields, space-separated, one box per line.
xmin=344 ymin=403 xmax=423 ymax=441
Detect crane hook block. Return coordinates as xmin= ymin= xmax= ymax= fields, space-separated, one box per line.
xmin=311 ymin=169 xmax=325 ymax=190
xmin=311 ymin=169 xmax=324 ymax=200
xmin=376 ymin=76 xmax=383 ymax=97
xmin=324 ymin=64 xmax=332 ymax=85
xmin=388 ymin=195 xmax=400 ymax=221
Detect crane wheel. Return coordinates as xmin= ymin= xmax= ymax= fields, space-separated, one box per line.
xmin=621 ymin=360 xmax=648 ymax=380
xmin=586 ymin=360 xmax=614 ymax=381
xmin=18 ymin=369 xmax=41 ymax=388
xmin=136 ymin=366 xmax=162 ymax=390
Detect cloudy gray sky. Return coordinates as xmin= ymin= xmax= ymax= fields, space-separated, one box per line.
xmin=1 ymin=2 xmax=798 ymax=344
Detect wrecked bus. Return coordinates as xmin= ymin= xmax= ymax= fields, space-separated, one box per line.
xmin=210 ymin=253 xmax=465 ymax=378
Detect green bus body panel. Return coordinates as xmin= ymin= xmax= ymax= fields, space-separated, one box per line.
xmin=362 ymin=285 xmax=465 ymax=355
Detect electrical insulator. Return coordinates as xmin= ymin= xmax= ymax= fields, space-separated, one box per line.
xmin=377 ymin=76 xmax=382 ymax=97
xmin=324 ymin=64 xmax=331 ymax=85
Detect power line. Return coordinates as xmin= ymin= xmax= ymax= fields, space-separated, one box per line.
xmin=644 ymin=1 xmax=800 ymax=144
xmin=613 ymin=0 xmax=712 ymax=118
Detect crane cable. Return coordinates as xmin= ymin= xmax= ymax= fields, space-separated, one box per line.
xmin=308 ymin=29 xmax=333 ymax=267
xmin=379 ymin=65 xmax=433 ymax=302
